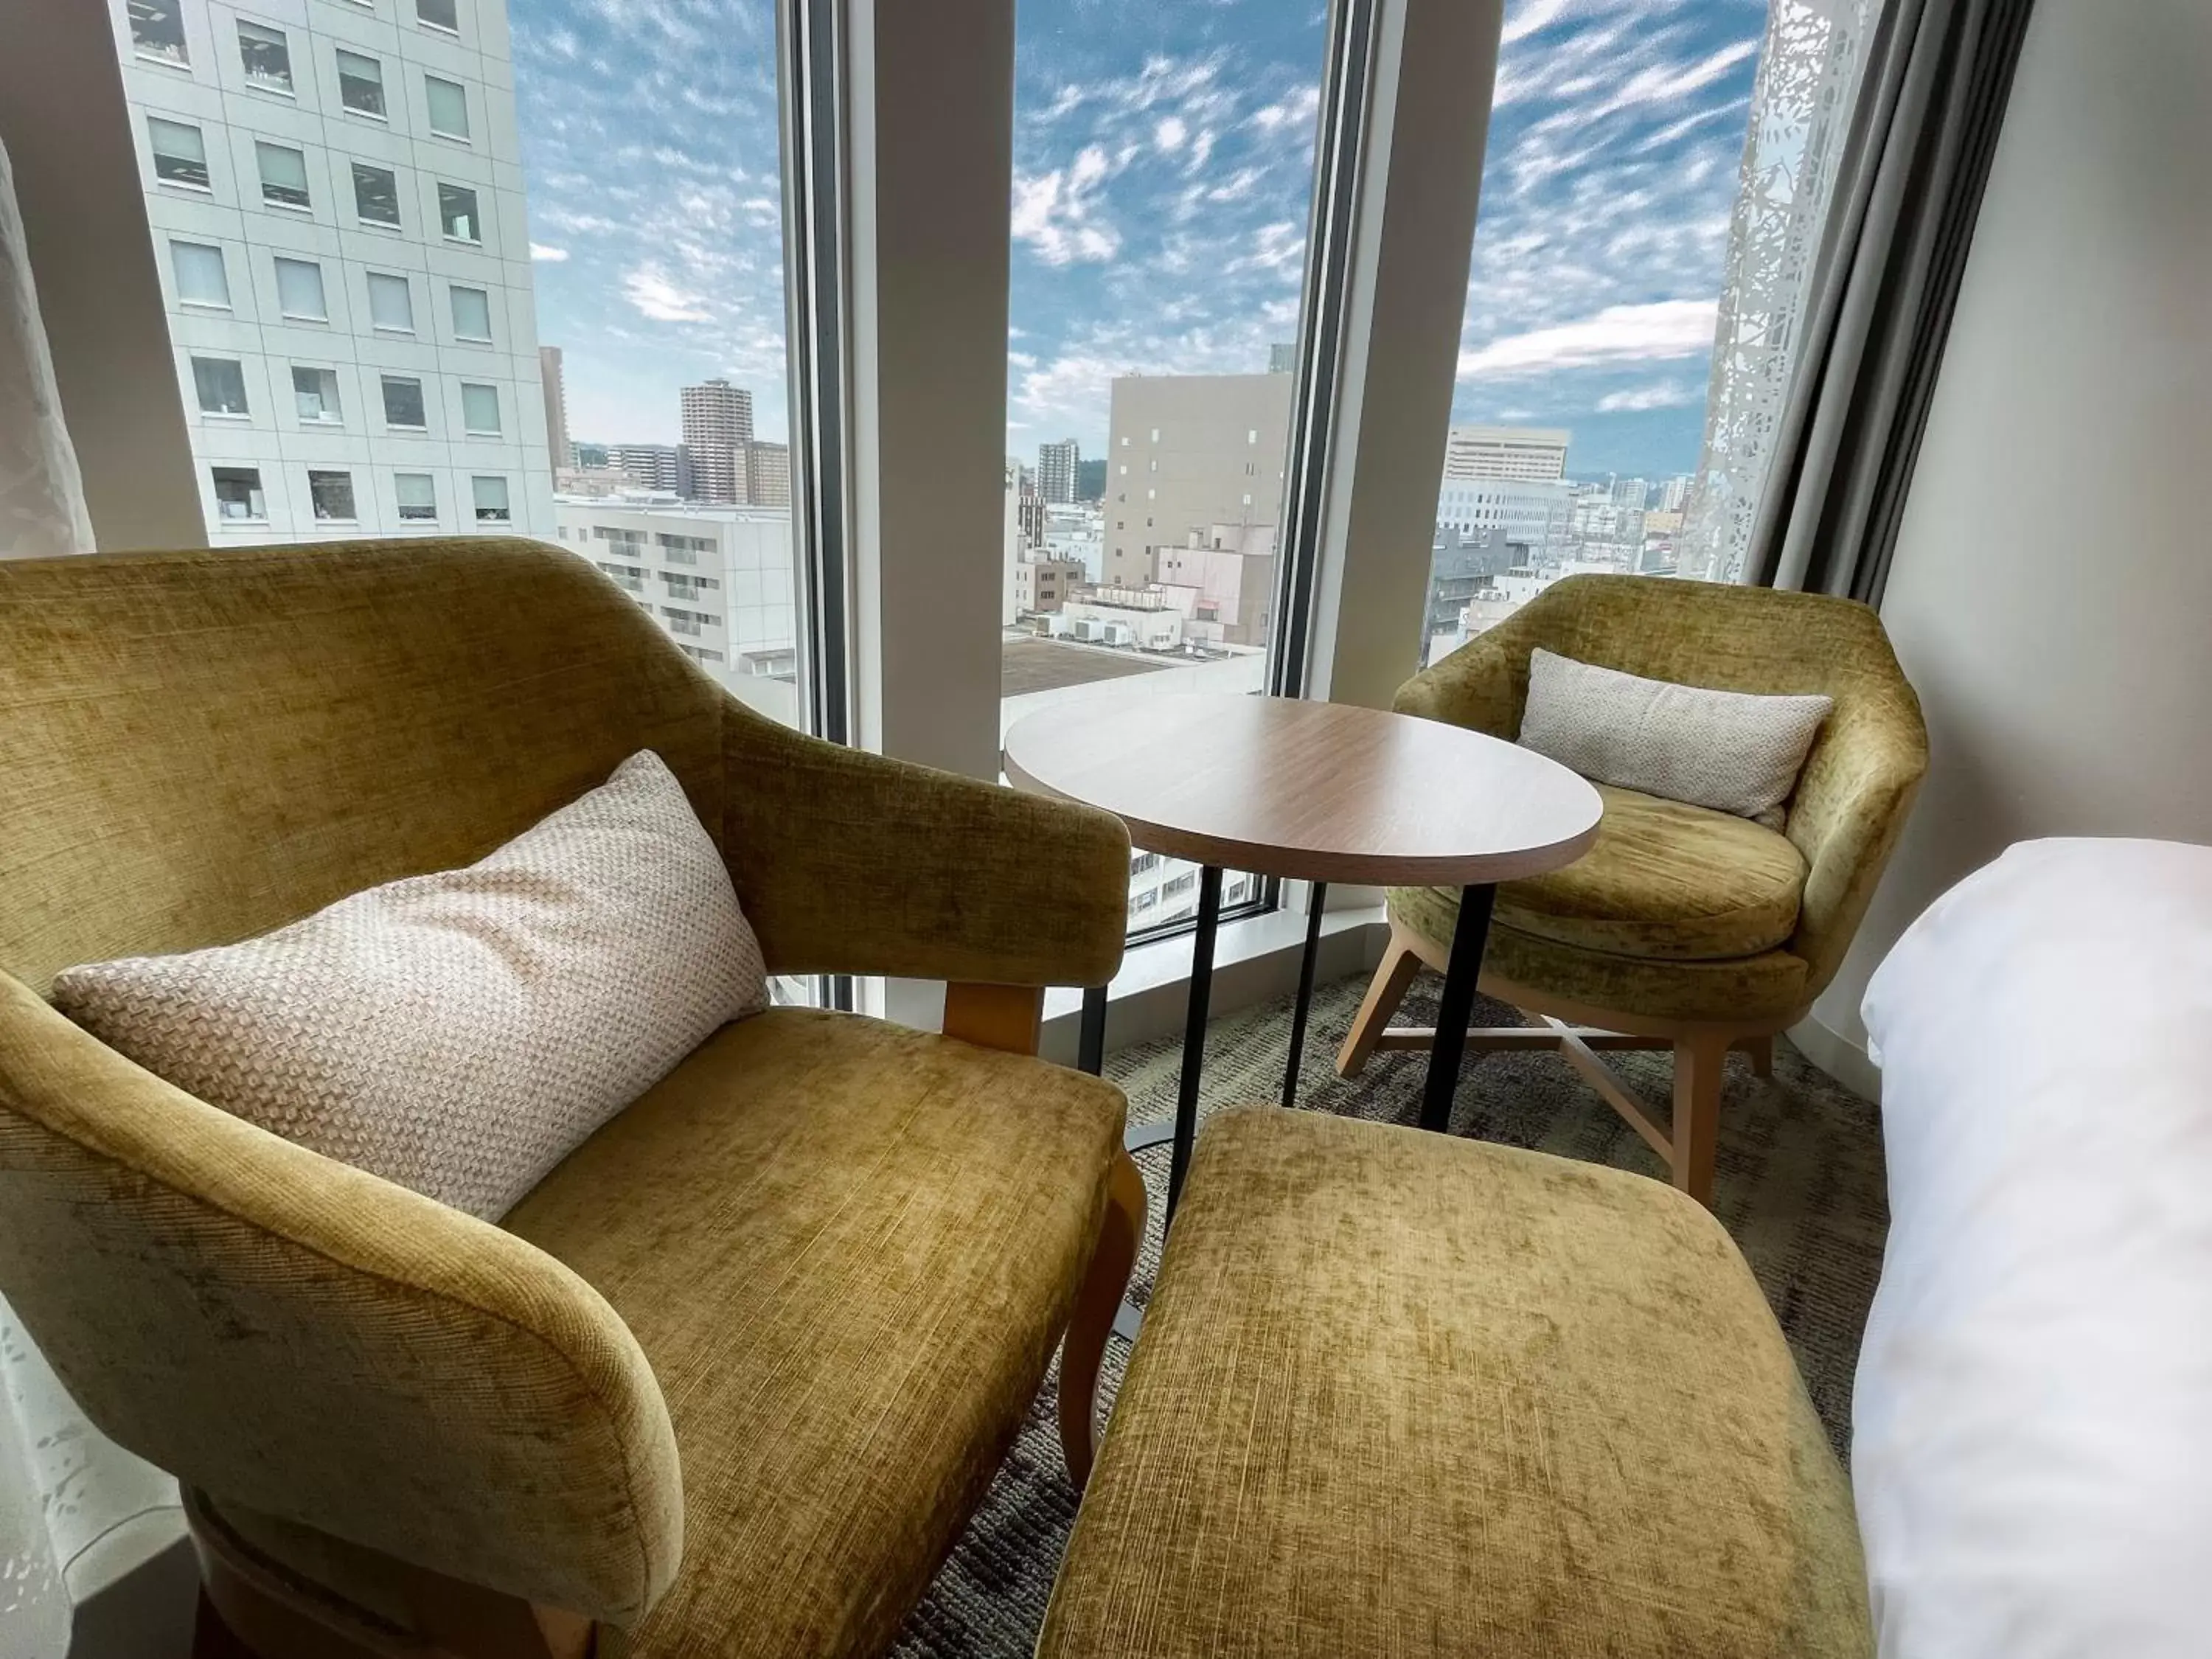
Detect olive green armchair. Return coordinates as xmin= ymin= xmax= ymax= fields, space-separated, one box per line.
xmin=0 ymin=540 xmax=1145 ymax=1659
xmin=1338 ymin=574 xmax=1926 ymax=1205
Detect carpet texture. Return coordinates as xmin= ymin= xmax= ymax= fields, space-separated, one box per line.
xmin=891 ymin=971 xmax=1888 ymax=1659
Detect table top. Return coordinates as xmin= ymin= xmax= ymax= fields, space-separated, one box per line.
xmin=1004 ymin=693 xmax=1602 ymax=887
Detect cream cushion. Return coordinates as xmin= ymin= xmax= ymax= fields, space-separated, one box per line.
xmin=52 ymin=750 xmax=764 ymax=1219
xmin=1518 ymin=646 xmax=1832 ymax=829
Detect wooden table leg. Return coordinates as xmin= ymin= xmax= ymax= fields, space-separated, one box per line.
xmin=1419 ymin=883 xmax=1497 ymax=1134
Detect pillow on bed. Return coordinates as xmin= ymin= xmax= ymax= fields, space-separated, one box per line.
xmin=1516 ymin=647 xmax=1831 ymax=830
xmin=52 ymin=750 xmax=765 ymax=1220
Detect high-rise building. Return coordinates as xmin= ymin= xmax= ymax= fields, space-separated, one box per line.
xmin=1441 ymin=425 xmax=1571 ymax=483
xmin=1267 ymin=341 xmax=1297 ymax=375
xmin=1037 ymin=438 xmax=1080 ymax=504
xmin=540 ymin=347 xmax=570 ymax=479
xmin=680 ymin=380 xmax=755 ymax=504
xmin=1436 ymin=479 xmax=1573 ymax=564
xmin=1101 ymin=372 xmax=1293 ymax=644
xmin=744 ymin=442 xmax=790 ymax=511
xmin=607 ymin=443 xmax=686 ymax=494
xmin=109 ymin=0 xmax=552 ymax=543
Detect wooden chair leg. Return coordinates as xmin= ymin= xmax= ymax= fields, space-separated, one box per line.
xmin=1670 ymin=1034 xmax=1729 ymax=1208
xmin=1059 ymin=1149 xmax=1146 ymax=1490
xmin=1742 ymin=1033 xmax=1775 ymax=1078
xmin=1335 ymin=934 xmax=1424 ymax=1078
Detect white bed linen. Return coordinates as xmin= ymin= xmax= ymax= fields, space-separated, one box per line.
xmin=1855 ymin=838 xmax=2212 ymax=1659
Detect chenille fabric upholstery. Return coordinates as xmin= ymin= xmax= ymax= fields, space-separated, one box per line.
xmin=506 ymin=1009 xmax=1123 ymax=1659
xmin=1039 ymin=1107 xmax=1873 ymax=1659
xmin=1392 ymin=574 xmax=1925 ymax=1023
xmin=0 ymin=540 xmax=1132 ymax=1644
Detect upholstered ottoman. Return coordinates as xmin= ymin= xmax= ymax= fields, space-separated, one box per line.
xmin=1038 ymin=1107 xmax=1871 ymax=1658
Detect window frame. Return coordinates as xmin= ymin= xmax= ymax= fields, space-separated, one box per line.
xmin=393 ymin=470 xmax=439 ymax=521
xmin=255 ymin=140 xmax=312 ymax=212
xmin=189 ymin=355 xmax=249 ymax=418
xmin=272 ymin=256 xmax=329 ymax=322
xmin=350 ymin=161 xmax=403 ymax=229
xmin=291 ymin=365 xmax=343 ymax=425
xmin=423 ymin=74 xmax=470 ymax=142
xmin=235 ymin=19 xmax=294 ymax=97
xmin=457 ymin=380 xmax=501 ymax=437
xmin=380 ymin=373 xmax=428 ymax=431
xmin=470 ymin=473 xmax=512 ymax=524
xmin=169 ymin=239 xmax=231 ymax=310
xmin=448 ymin=283 xmax=493 ymax=342
xmin=414 ymin=0 xmax=460 ymax=36
xmin=364 ymin=271 xmax=415 ymax=333
xmin=307 ymin=468 xmax=358 ymax=523
xmin=128 ymin=0 xmax=189 ymax=66
xmin=436 ymin=181 xmax=481 ymax=244
xmin=335 ymin=49 xmax=387 ymax=119
xmin=210 ymin=465 xmax=268 ymax=524
xmin=147 ymin=116 xmax=209 ymax=190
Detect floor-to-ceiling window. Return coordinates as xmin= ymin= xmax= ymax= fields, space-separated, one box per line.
xmin=995 ymin=0 xmax=1330 ymax=941
xmin=1422 ymin=0 xmax=1868 ymax=659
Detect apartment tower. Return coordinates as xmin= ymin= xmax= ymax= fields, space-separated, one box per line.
xmin=1037 ymin=437 xmax=1080 ymax=505
xmin=681 ymin=378 xmax=754 ymax=505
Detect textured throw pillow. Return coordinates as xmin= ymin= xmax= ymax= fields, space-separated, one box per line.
xmin=1517 ymin=647 xmax=1832 ymax=830
xmin=53 ymin=751 xmax=765 ymax=1220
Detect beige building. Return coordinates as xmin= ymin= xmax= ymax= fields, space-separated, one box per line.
xmin=1442 ymin=425 xmax=1571 ymax=482
xmin=1102 ymin=372 xmax=1292 ymax=644
xmin=681 ymin=379 xmax=755 ymax=504
xmin=1012 ymin=554 xmax=1085 ymax=616
xmin=745 ymin=441 xmax=790 ymax=510
xmin=1153 ymin=523 xmax=1276 ymax=646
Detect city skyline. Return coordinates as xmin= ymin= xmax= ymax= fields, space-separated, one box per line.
xmin=507 ymin=0 xmax=1767 ymax=479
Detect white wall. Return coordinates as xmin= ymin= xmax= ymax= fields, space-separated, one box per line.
xmin=1806 ymin=0 xmax=2212 ymax=1060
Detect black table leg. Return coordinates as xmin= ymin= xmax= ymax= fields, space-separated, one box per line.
xmin=1420 ymin=883 xmax=1498 ymax=1135
xmin=1168 ymin=864 xmax=1225 ymax=1220
xmin=1078 ymin=984 xmax=1107 ymax=1075
xmin=1281 ymin=880 xmax=1328 ymax=1110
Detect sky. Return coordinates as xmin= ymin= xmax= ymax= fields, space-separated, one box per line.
xmin=510 ymin=0 xmax=1767 ymax=481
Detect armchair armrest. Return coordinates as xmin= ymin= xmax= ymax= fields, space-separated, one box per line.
xmin=1785 ymin=690 xmax=1929 ymax=997
xmin=717 ymin=698 xmax=1131 ymax=989
xmin=1391 ymin=610 xmax=1548 ymax=738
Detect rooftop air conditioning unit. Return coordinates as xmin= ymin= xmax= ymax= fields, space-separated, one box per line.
xmin=1072 ymin=618 xmax=1105 ymax=641
xmin=1103 ymin=622 xmax=1134 ymax=647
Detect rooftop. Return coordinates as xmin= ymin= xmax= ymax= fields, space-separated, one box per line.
xmin=1000 ymin=636 xmax=1171 ymax=698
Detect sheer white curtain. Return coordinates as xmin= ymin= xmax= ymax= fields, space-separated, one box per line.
xmin=2 ymin=133 xmax=187 ymax=1659
xmin=1 ymin=133 xmax=93 ymax=560
xmin=1677 ymin=0 xmax=1881 ymax=584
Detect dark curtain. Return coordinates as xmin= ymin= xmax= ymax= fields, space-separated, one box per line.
xmin=1747 ymin=0 xmax=2037 ymax=602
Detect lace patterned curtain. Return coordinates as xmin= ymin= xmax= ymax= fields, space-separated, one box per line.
xmin=1677 ymin=0 xmax=1879 ymax=584
xmin=0 ymin=133 xmax=93 ymax=560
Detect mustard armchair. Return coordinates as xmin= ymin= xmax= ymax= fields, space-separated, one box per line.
xmin=0 ymin=540 xmax=1145 ymax=1659
xmin=1338 ymin=574 xmax=1927 ymax=1206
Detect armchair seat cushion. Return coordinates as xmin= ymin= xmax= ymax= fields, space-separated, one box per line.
xmin=1396 ymin=783 xmax=1808 ymax=964
xmin=503 ymin=1006 xmax=1124 ymax=1659
xmin=1039 ymin=1107 xmax=1871 ymax=1658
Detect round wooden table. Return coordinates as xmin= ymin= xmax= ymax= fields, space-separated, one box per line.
xmin=1005 ymin=693 xmax=1601 ymax=1219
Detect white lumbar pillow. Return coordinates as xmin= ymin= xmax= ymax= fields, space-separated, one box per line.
xmin=1516 ymin=647 xmax=1832 ymax=830
xmin=1854 ymin=838 xmax=2212 ymax=1659
xmin=53 ymin=750 xmax=766 ymax=1220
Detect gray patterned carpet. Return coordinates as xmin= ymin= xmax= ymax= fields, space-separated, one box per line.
xmin=892 ymin=970 xmax=1889 ymax=1658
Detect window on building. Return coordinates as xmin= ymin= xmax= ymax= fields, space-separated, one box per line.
xmin=336 ymin=50 xmax=386 ymax=117
xmin=211 ymin=467 xmax=265 ymax=523
xmin=664 ymin=571 xmax=720 ymax=599
xmin=425 ymin=77 xmax=470 ymax=140
xmin=415 ymin=0 xmax=459 ymax=33
xmin=394 ymin=473 xmax=437 ymax=522
xmin=128 ymin=0 xmax=188 ymax=64
xmin=436 ymin=183 xmax=480 ymax=242
xmin=596 ymin=561 xmax=645 ymax=593
xmin=147 ymin=119 xmax=208 ymax=189
xmin=170 ymin=240 xmax=229 ymax=308
xmin=380 ymin=375 xmax=427 ymax=429
xmin=292 ymin=366 xmax=341 ymax=423
xmin=366 ymin=271 xmax=414 ymax=332
xmin=237 ymin=21 xmax=293 ymax=94
xmin=658 ymin=606 xmax=718 ymax=637
xmin=679 ymin=644 xmax=726 ymax=665
xmin=191 ymin=357 xmax=248 ymax=417
xmin=459 ymin=382 xmax=501 ymax=435
xmin=449 ymin=285 xmax=493 ymax=341
xmin=273 ymin=257 xmax=327 ymax=321
xmin=256 ymin=142 xmax=310 ymax=210
xmin=351 ymin=163 xmax=401 ymax=227
xmin=470 ymin=476 xmax=511 ymax=524
xmin=308 ymin=470 xmax=358 ymax=522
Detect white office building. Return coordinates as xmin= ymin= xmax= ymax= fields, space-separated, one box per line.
xmin=111 ymin=0 xmax=554 ymax=544
xmin=552 ymin=498 xmax=800 ymax=726
xmin=1436 ymin=478 xmax=1573 ymax=563
xmin=1441 ymin=425 xmax=1571 ymax=483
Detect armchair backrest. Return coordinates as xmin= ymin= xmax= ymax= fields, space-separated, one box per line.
xmin=1398 ymin=574 xmax=1928 ymax=996
xmin=0 ymin=540 xmax=706 ymax=1621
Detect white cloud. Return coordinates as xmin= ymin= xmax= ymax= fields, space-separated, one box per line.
xmin=1502 ymin=0 xmax=1575 ymax=46
xmin=621 ymin=265 xmax=714 ymax=324
xmin=1155 ymin=115 xmax=1189 ymax=152
xmin=529 ymin=243 xmax=570 ymax=262
xmin=1596 ymin=379 xmax=1702 ymax=412
xmin=1591 ymin=39 xmax=1761 ymax=121
xmin=1458 ymin=299 xmax=1719 ymax=378
xmin=1010 ymin=143 xmax=1122 ymax=265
